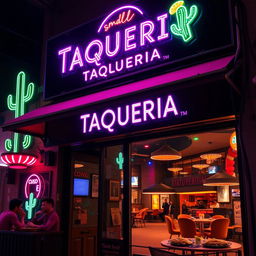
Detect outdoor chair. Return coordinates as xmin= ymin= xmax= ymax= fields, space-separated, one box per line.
xmin=178 ymin=218 xmax=201 ymax=238
xmin=165 ymin=215 xmax=180 ymax=238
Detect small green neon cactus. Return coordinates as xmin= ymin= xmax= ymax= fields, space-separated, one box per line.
xmin=116 ymin=152 xmax=124 ymax=170
xmin=5 ymin=71 xmax=35 ymax=152
xmin=25 ymin=192 xmax=37 ymax=220
xmin=170 ymin=4 xmax=199 ymax=42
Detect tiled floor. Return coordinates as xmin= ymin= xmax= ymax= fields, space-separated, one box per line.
xmin=132 ymin=222 xmax=243 ymax=256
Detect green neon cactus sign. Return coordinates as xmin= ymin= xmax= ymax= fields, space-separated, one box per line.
xmin=5 ymin=71 xmax=35 ymax=152
xmin=25 ymin=192 xmax=38 ymax=220
xmin=116 ymin=152 xmax=124 ymax=170
xmin=170 ymin=1 xmax=199 ymax=43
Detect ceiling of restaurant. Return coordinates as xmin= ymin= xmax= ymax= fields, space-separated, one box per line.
xmin=132 ymin=128 xmax=234 ymax=159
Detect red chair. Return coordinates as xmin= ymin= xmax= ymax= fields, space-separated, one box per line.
xmin=165 ymin=215 xmax=180 ymax=238
xmin=204 ymin=218 xmax=230 ymax=239
xmin=178 ymin=218 xmax=201 ymax=238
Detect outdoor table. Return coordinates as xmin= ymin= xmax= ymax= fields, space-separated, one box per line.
xmin=161 ymin=239 xmax=242 ymax=256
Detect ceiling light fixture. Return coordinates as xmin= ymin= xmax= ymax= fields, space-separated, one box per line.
xmin=168 ymin=167 xmax=183 ymax=172
xmin=203 ymin=170 xmax=239 ymax=186
xmin=1 ymin=153 xmax=37 ymax=169
xmin=150 ymin=145 xmax=181 ymax=161
xmin=74 ymin=163 xmax=84 ymax=168
xmin=200 ymin=153 xmax=222 ymax=164
xmin=192 ymin=163 xmax=210 ymax=170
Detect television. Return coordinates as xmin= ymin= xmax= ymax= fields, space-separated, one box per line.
xmin=73 ymin=178 xmax=90 ymax=196
xmin=120 ymin=176 xmax=139 ymax=187
xmin=208 ymin=166 xmax=220 ymax=174
xmin=131 ymin=176 xmax=139 ymax=187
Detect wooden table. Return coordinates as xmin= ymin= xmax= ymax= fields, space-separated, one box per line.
xmin=161 ymin=239 xmax=242 ymax=256
xmin=193 ymin=218 xmax=214 ymax=234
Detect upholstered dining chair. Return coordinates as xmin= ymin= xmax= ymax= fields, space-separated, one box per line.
xmin=178 ymin=218 xmax=201 ymax=238
xmin=178 ymin=214 xmax=191 ymax=219
xmin=165 ymin=215 xmax=180 ymax=238
xmin=134 ymin=208 xmax=148 ymax=227
xmin=204 ymin=218 xmax=230 ymax=239
xmin=212 ymin=215 xmax=225 ymax=219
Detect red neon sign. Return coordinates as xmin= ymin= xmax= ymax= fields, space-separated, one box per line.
xmin=24 ymin=174 xmax=45 ymax=199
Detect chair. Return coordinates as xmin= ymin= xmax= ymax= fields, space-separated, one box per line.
xmin=178 ymin=218 xmax=201 ymax=238
xmin=165 ymin=216 xmax=180 ymax=238
xmin=178 ymin=214 xmax=191 ymax=219
xmin=134 ymin=208 xmax=148 ymax=227
xmin=204 ymin=214 xmax=225 ymax=231
xmin=204 ymin=218 xmax=230 ymax=239
xmin=150 ymin=209 xmax=160 ymax=221
xmin=212 ymin=215 xmax=225 ymax=219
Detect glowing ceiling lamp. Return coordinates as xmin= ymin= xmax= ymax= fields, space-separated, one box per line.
xmin=151 ymin=145 xmax=181 ymax=161
xmin=1 ymin=153 xmax=37 ymax=169
xmin=74 ymin=163 xmax=84 ymax=168
xmin=168 ymin=167 xmax=183 ymax=172
xmin=192 ymin=163 xmax=210 ymax=170
xmin=200 ymin=153 xmax=222 ymax=164
xmin=203 ymin=170 xmax=239 ymax=186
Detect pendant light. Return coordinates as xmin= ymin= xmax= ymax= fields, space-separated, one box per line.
xmin=200 ymin=153 xmax=222 ymax=164
xmin=203 ymin=170 xmax=239 ymax=186
xmin=192 ymin=163 xmax=210 ymax=170
xmin=168 ymin=167 xmax=183 ymax=172
xmin=142 ymin=183 xmax=176 ymax=194
xmin=150 ymin=144 xmax=181 ymax=161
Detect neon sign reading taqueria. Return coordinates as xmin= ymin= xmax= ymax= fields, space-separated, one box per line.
xmin=45 ymin=0 xmax=235 ymax=100
xmin=80 ymin=94 xmax=183 ymax=134
xmin=58 ymin=2 xmax=199 ymax=83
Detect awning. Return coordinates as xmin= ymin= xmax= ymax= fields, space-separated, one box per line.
xmin=2 ymin=56 xmax=234 ymax=137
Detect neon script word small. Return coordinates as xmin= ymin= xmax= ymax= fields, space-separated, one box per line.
xmin=104 ymin=10 xmax=135 ymax=32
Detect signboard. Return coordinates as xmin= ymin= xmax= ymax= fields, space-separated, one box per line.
xmin=45 ymin=0 xmax=235 ymax=100
xmin=44 ymin=78 xmax=236 ymax=145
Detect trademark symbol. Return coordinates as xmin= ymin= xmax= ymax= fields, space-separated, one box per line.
xmin=163 ymin=55 xmax=170 ymax=60
xmin=180 ymin=111 xmax=188 ymax=116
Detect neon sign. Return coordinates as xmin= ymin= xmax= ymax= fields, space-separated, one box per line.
xmin=25 ymin=193 xmax=37 ymax=219
xmin=80 ymin=94 xmax=180 ymax=134
xmin=57 ymin=2 xmax=200 ymax=83
xmin=5 ymin=71 xmax=35 ymax=152
xmin=24 ymin=174 xmax=45 ymax=199
xmin=116 ymin=152 xmax=124 ymax=170
xmin=45 ymin=0 xmax=235 ymax=100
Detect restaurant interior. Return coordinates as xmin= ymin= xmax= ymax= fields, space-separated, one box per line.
xmin=129 ymin=128 xmax=243 ymax=255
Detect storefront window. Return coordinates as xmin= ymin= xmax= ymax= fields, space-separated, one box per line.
xmin=101 ymin=145 xmax=123 ymax=240
xmin=131 ymin=128 xmax=243 ymax=256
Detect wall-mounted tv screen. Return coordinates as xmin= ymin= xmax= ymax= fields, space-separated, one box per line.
xmin=208 ymin=166 xmax=220 ymax=174
xmin=73 ymin=178 xmax=90 ymax=196
xmin=131 ymin=176 xmax=139 ymax=187
xmin=120 ymin=176 xmax=139 ymax=187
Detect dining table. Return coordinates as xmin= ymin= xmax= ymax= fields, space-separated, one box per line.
xmin=161 ymin=239 xmax=242 ymax=256
xmin=193 ymin=217 xmax=214 ymax=234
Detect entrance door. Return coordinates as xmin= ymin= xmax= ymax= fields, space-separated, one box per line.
xmin=70 ymin=150 xmax=99 ymax=256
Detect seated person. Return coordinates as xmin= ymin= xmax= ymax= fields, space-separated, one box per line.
xmin=0 ymin=198 xmax=25 ymax=230
xmin=27 ymin=198 xmax=60 ymax=232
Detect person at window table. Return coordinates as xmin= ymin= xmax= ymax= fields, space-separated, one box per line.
xmin=0 ymin=198 xmax=25 ymax=231
xmin=27 ymin=198 xmax=60 ymax=232
xmin=159 ymin=199 xmax=169 ymax=222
